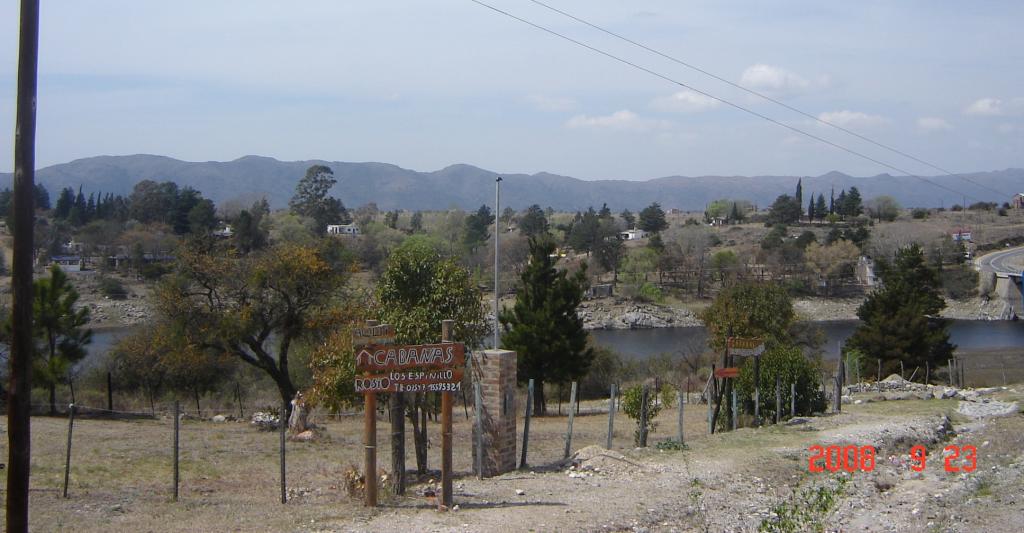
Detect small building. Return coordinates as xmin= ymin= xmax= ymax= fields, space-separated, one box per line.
xmin=326 ymin=224 xmax=360 ymax=236
xmin=856 ymin=256 xmax=876 ymax=287
xmin=51 ymin=255 xmax=83 ymax=272
xmin=213 ymin=225 xmax=234 ymax=238
xmin=951 ymin=228 xmax=972 ymax=242
xmin=1013 ymin=193 xmax=1024 ymax=209
xmin=620 ymin=228 xmax=648 ymax=241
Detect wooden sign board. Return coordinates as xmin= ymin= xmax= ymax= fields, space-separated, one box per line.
xmin=714 ymin=367 xmax=740 ymax=379
xmin=352 ymin=324 xmax=396 ymax=347
xmin=727 ymin=337 xmax=765 ymax=357
xmin=356 ymin=343 xmax=465 ymax=372
xmin=354 ymin=369 xmax=464 ymax=393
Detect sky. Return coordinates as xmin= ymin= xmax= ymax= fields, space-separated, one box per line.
xmin=2 ymin=0 xmax=1023 ymax=180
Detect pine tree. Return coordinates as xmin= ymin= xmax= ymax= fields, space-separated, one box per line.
xmin=829 ymin=187 xmax=835 ymax=214
xmin=500 ymin=237 xmax=593 ymax=415
xmin=808 ymin=195 xmax=815 ymax=222
xmin=795 ymin=178 xmax=803 ymax=206
xmin=847 ymin=244 xmax=953 ymax=378
xmin=33 ymin=265 xmax=92 ymax=415
xmin=815 ymin=194 xmax=827 ymax=222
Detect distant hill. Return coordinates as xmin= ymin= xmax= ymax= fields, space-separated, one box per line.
xmin=2 ymin=155 xmax=1021 ymax=211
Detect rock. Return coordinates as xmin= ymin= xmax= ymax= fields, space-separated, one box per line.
xmin=515 ymin=489 xmax=525 ymax=496
xmin=874 ymin=473 xmax=897 ymax=492
xmin=212 ymin=414 xmax=227 ymax=423
xmin=290 ymin=430 xmax=315 ymax=442
xmin=884 ymin=391 xmax=914 ymax=401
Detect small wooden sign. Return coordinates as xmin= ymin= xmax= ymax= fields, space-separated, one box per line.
xmin=356 ymin=343 xmax=465 ymax=372
xmin=354 ymin=369 xmax=464 ymax=393
xmin=714 ymin=367 xmax=740 ymax=379
xmin=352 ymin=324 xmax=396 ymax=347
xmin=727 ymin=337 xmax=765 ymax=356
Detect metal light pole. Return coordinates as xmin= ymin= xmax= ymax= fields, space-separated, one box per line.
xmin=494 ymin=177 xmax=502 ymax=349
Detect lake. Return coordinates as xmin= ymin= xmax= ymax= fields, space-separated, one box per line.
xmin=589 ymin=320 xmax=1024 ymax=360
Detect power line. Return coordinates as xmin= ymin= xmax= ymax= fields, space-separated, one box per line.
xmin=525 ymin=0 xmax=1010 ymax=199
xmin=467 ymin=0 xmax=987 ymax=204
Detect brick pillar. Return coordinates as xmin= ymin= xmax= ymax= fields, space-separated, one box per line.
xmin=472 ymin=349 xmax=517 ymax=477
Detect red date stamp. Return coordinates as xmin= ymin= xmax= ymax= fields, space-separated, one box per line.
xmin=807 ymin=444 xmax=977 ymax=473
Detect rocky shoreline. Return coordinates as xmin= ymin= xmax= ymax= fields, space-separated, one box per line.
xmin=580 ymin=296 xmax=1008 ymax=330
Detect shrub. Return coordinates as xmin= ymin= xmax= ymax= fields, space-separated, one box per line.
xmin=734 ymin=345 xmax=827 ymax=422
xmin=99 ymin=276 xmax=128 ymax=299
xmin=941 ymin=266 xmax=978 ymax=300
xmin=911 ymin=208 xmax=929 ymax=219
xmin=622 ymin=384 xmax=663 ymax=446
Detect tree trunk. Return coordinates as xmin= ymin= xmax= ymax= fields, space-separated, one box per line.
xmin=534 ymin=380 xmax=547 ymax=416
xmin=48 ymin=383 xmax=57 ymax=416
xmin=390 ymin=392 xmax=406 ymax=495
xmin=408 ymin=394 xmax=428 ymax=474
xmin=194 ymin=388 xmax=201 ymax=417
xmin=275 ymin=375 xmax=297 ymax=420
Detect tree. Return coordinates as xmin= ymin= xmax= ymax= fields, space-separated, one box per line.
xmin=384 ymin=210 xmax=399 ymax=230
xmin=35 ymin=183 xmax=50 ymax=210
xmin=842 ymin=187 xmax=863 ymax=217
xmin=463 ymin=204 xmax=492 ymax=253
xmin=518 ymin=204 xmax=549 ymax=237
xmin=54 ymin=187 xmax=74 ymax=219
xmin=804 ymin=241 xmax=860 ymax=295
xmin=156 ymin=241 xmax=347 ymax=414
xmin=795 ymin=178 xmax=803 ymax=206
xmin=500 ymin=237 xmax=593 ymax=415
xmin=767 ymin=194 xmax=802 ymax=225
xmin=700 ymin=281 xmax=795 ymax=352
xmin=33 ymin=265 xmax=92 ymax=415
xmin=620 ymin=209 xmax=636 ymax=228
xmin=865 ymin=195 xmax=901 ymax=222
xmin=638 ymin=202 xmax=668 ymax=233
xmin=410 ymin=211 xmax=424 ymax=233
xmin=846 ymin=244 xmax=953 ymax=378
xmin=376 ymin=236 xmax=488 ymax=476
xmin=289 ymin=165 xmax=348 ymax=234
xmin=814 ymin=194 xmax=827 ymax=222
xmin=188 ymin=198 xmax=217 ymax=234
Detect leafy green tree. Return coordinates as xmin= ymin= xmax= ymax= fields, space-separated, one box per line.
xmin=621 ymin=384 xmax=663 ymax=446
xmin=767 ymin=194 xmax=802 ymax=225
xmin=620 ymin=209 xmax=636 ymax=228
xmin=865 ymin=195 xmax=900 ymax=222
xmin=594 ymin=219 xmax=625 ymax=276
xmin=567 ymin=207 xmax=601 ymax=254
xmin=376 ymin=236 xmax=489 ymax=475
xmin=621 ymin=248 xmax=661 ymax=301
xmin=384 ymin=210 xmax=399 ymax=230
xmin=188 ymin=198 xmax=217 ymax=234
xmin=518 ymin=204 xmax=549 ymax=237
xmin=598 ymin=203 xmax=613 ymax=219
xmin=638 ymin=202 xmax=668 ymax=233
xmin=500 ymin=237 xmax=593 ymax=414
xmin=33 ymin=265 xmax=92 ymax=415
xmin=289 ymin=165 xmax=349 ymax=235
xmin=734 ymin=345 xmax=826 ymax=420
xmin=157 ymin=241 xmax=347 ymax=414
xmin=701 ymin=281 xmax=795 ymax=352
xmin=846 ymin=244 xmax=953 ymax=378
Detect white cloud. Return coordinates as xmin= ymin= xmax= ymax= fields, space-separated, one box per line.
xmin=817 ymin=110 xmax=889 ymax=128
xmin=917 ymin=116 xmax=952 ymax=132
xmin=565 ymin=110 xmax=669 ymax=132
xmin=739 ymin=64 xmax=824 ymax=96
xmin=526 ymin=94 xmax=576 ymax=112
xmin=651 ymin=89 xmax=720 ymax=113
xmin=963 ymin=97 xmax=1024 ymax=116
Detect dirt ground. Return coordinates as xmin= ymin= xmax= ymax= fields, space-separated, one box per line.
xmin=3 ymin=382 xmax=1022 ymax=532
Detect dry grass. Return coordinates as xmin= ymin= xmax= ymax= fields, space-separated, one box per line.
xmin=1 ymin=398 xmax=716 ymax=532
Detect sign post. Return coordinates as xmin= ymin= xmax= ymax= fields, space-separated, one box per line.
xmin=726 ymin=337 xmax=764 ymax=428
xmin=353 ymin=322 xmax=394 ymax=508
xmin=354 ymin=322 xmax=467 ymax=509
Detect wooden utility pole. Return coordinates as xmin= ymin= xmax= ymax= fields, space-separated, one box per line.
xmin=363 ymin=320 xmax=379 ymax=507
xmin=8 ymin=2 xmax=40 ymax=531
xmin=441 ymin=320 xmax=454 ymax=508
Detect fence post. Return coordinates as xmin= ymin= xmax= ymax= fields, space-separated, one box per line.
xmin=753 ymin=355 xmax=761 ymax=426
xmin=900 ymin=360 xmax=904 ymax=381
xmin=775 ymin=376 xmax=781 ymax=424
xmin=62 ymin=403 xmax=75 ymax=498
xmin=520 ymin=379 xmax=534 ymax=468
xmin=235 ymin=382 xmax=244 ymax=419
xmin=107 ymin=371 xmax=113 ymax=412
xmin=731 ymin=389 xmax=737 ymax=431
xmin=925 ymin=362 xmax=930 ymax=385
xmin=564 ymin=381 xmax=577 ymax=459
xmin=707 ymin=385 xmax=713 ymax=434
xmin=280 ymin=399 xmax=287 ymax=504
xmin=173 ymin=400 xmax=180 ymax=501
xmin=474 ymin=382 xmax=483 ymax=479
xmin=639 ymin=385 xmax=649 ymax=447
xmin=606 ymin=383 xmax=617 ymax=449
xmin=677 ymin=390 xmax=685 ymax=444
xmin=790 ymin=382 xmax=796 ymax=418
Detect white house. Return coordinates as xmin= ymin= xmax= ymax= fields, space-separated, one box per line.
xmin=620 ymin=228 xmax=648 ymax=241
xmin=327 ymin=224 xmax=360 ymax=236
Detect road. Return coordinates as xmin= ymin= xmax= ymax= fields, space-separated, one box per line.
xmin=976 ymin=245 xmax=1024 ymax=275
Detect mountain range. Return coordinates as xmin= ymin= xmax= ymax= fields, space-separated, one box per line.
xmin=3 ymin=155 xmax=1021 ymax=212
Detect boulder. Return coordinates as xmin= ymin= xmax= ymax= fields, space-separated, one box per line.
xmin=212 ymin=414 xmax=227 ymax=423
